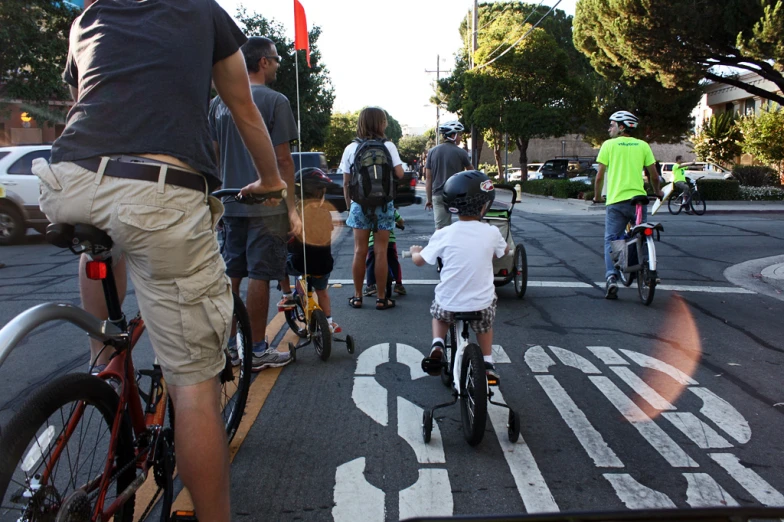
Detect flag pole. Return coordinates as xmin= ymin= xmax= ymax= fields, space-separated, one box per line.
xmin=293 ymin=9 xmax=307 ymax=294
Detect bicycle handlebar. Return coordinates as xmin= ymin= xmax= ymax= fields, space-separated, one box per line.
xmin=211 ymin=188 xmax=286 ymax=204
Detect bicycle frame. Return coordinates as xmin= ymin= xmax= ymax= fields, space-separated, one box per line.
xmin=294 ymin=275 xmax=322 ymax=325
xmin=451 ymin=321 xmax=470 ymax=396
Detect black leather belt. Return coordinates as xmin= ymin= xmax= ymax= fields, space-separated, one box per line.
xmin=74 ymin=157 xmax=206 ymax=193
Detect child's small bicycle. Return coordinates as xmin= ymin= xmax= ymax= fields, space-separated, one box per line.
xmin=284 ymin=275 xmax=354 ymax=361
xmin=420 ymin=314 xmax=521 ymax=446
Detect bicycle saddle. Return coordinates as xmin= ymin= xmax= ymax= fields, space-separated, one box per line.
xmin=630 ymin=195 xmax=650 ymax=205
xmin=46 ymin=223 xmax=114 ymax=252
xmin=454 ymin=311 xmax=484 ymax=322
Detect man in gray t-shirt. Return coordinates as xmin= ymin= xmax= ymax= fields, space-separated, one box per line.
xmin=209 ymin=36 xmax=301 ymax=370
xmin=425 ymin=121 xmax=473 ymax=229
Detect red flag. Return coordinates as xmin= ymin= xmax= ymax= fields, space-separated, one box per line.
xmin=294 ymin=0 xmax=310 ymax=67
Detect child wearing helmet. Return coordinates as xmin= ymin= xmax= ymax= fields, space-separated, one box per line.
xmin=409 ymin=170 xmax=509 ymax=382
xmin=281 ymin=168 xmax=341 ymax=332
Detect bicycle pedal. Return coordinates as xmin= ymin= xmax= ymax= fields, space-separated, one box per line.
xmin=421 ymin=357 xmax=445 ymax=375
xmin=171 ymin=511 xmax=198 ymax=521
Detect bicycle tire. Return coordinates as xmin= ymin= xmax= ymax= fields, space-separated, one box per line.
xmin=284 ymin=301 xmax=308 ymax=338
xmin=460 ymin=343 xmax=488 ymax=446
xmin=637 ymin=241 xmax=656 ymax=306
xmin=0 ymin=373 xmax=135 ymax=522
xmin=440 ymin=323 xmax=458 ymax=388
xmin=691 ymin=190 xmax=706 ymax=215
xmin=668 ymin=193 xmax=683 ymax=215
xmin=222 ymin=292 xmax=253 ymax=442
xmin=310 ymin=308 xmax=332 ymax=361
xmin=513 ymin=244 xmax=528 ymax=298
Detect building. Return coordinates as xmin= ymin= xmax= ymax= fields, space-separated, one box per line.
xmin=0 ymin=99 xmax=71 ymax=146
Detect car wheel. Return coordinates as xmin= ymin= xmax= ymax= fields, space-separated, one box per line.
xmin=0 ymin=205 xmax=26 ymax=245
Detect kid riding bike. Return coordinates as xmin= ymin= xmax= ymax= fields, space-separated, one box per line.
xmin=410 ymin=170 xmax=520 ymax=446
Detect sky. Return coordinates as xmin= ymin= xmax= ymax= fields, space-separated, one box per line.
xmin=216 ymin=0 xmax=577 ymax=130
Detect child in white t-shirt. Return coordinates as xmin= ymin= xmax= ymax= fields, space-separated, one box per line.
xmin=410 ymin=170 xmax=508 ymax=381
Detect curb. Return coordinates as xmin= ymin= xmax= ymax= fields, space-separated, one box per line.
xmin=761 ymin=263 xmax=784 ymax=291
xmin=518 ymin=193 xmax=784 ymax=214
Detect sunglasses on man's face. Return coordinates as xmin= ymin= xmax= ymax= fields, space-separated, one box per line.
xmin=264 ymin=55 xmax=282 ymax=64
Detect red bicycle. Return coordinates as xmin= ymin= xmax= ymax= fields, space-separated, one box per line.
xmin=0 ymin=189 xmax=274 ymax=521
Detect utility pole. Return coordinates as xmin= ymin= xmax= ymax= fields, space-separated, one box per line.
xmin=470 ymin=0 xmax=479 ymax=167
xmin=425 ymin=55 xmax=451 ymax=146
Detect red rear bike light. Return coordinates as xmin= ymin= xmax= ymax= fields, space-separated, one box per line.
xmin=499 ymin=269 xmax=508 ymax=276
xmin=410 ymin=178 xmax=417 ymax=187
xmin=644 ymin=228 xmax=654 ymax=236
xmin=86 ymin=261 xmax=107 ymax=280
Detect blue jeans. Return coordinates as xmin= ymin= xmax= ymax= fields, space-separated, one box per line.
xmin=604 ymin=201 xmax=646 ymax=280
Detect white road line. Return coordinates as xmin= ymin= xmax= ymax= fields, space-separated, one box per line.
xmin=609 ymin=366 xmax=676 ymax=411
xmin=549 ymin=346 xmax=601 ymax=374
xmin=488 ymin=387 xmax=560 ymax=513
xmin=592 ymin=283 xmax=755 ymax=294
xmin=492 ymin=344 xmax=511 ymax=364
xmin=590 ymin=376 xmax=698 ymax=468
xmin=662 ymin=412 xmax=733 ymax=449
xmin=524 ymin=346 xmax=556 ymax=373
xmin=397 ymin=397 xmax=445 ymax=464
xmin=352 ymin=377 xmax=387 ymax=427
xmin=710 ymin=453 xmax=784 ymax=506
xmin=683 ymin=473 xmax=739 ymax=507
xmin=536 ymin=375 xmax=623 ymax=468
xmin=604 ymin=474 xmax=677 ymax=509
xmin=333 ymin=458 xmax=385 ymax=522
xmin=395 ymin=343 xmax=428 ymax=381
xmin=587 ymin=346 xmax=629 ymax=366
xmin=356 ymin=343 xmax=389 ymax=376
xmin=399 ymin=469 xmax=453 ymax=520
xmin=620 ymin=349 xmax=698 ymax=385
xmin=527 ymin=281 xmax=592 ymax=288
xmin=689 ymin=388 xmax=751 ymax=444
xmin=330 ymin=280 xmax=754 ymax=293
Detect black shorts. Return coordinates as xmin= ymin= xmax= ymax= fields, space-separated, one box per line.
xmin=221 ymin=214 xmax=288 ymax=281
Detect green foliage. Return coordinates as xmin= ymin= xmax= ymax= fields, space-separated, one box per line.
xmin=423 ymin=127 xmax=437 ymax=149
xmin=583 ymin=189 xmax=595 ymax=201
xmin=696 ymin=179 xmax=741 ymax=200
xmin=479 ymin=162 xmax=499 ymax=177
xmin=323 ymin=111 xmax=357 ymax=168
xmin=522 ymin=179 xmax=584 ymax=199
xmin=0 ymin=0 xmax=80 ymax=122
xmin=573 ymin=0 xmax=784 ymax=106
xmin=236 ymin=8 xmax=334 ymax=150
xmin=731 ymin=165 xmax=779 ymax=187
xmin=397 ymin=135 xmax=428 ymax=165
xmin=385 ymin=113 xmax=402 ymax=145
xmin=691 ymin=112 xmax=743 ymax=165
xmin=737 ymin=106 xmax=784 ymax=178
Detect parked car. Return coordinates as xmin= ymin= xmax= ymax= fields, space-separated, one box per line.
xmin=527 ymin=163 xmax=543 ymax=180
xmin=0 ymin=145 xmax=52 ymax=245
xmin=659 ymin=161 xmax=730 ymax=182
xmin=505 ymin=167 xmax=523 ymax=182
xmin=295 ymin=152 xmax=421 ymax=212
xmin=540 ymin=158 xmax=595 ymax=180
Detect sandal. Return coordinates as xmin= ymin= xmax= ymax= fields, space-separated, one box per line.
xmin=376 ymin=297 xmax=396 ymax=310
xmin=348 ymin=296 xmax=362 ymax=308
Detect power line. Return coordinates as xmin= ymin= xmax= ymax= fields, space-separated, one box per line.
xmin=481 ymin=0 xmax=547 ymax=63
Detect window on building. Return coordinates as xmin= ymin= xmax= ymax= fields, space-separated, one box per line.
xmin=745 ymin=98 xmax=756 ymax=116
xmin=725 ymin=102 xmax=735 ymax=114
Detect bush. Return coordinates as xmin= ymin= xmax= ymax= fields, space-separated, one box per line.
xmin=521 ymin=179 xmax=584 ymax=199
xmin=696 ymin=179 xmax=740 ymax=200
xmin=731 ymin=165 xmax=779 ymax=187
xmin=739 ymin=185 xmax=784 ymax=201
xmin=583 ymin=189 xmax=595 ymax=201
xmin=479 ymin=163 xmax=499 ymax=177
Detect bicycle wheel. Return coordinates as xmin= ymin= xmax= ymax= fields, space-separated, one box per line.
xmin=690 ymin=190 xmax=706 ymax=215
xmin=440 ymin=323 xmax=458 ymax=388
xmin=513 ymin=244 xmax=528 ymax=299
xmin=0 ymin=373 xmax=135 ymax=522
xmin=221 ymin=292 xmax=252 ymax=442
xmin=310 ymin=309 xmax=332 ymax=361
xmin=460 ymin=343 xmax=488 ymax=446
xmin=668 ymin=193 xmax=684 ymax=215
xmin=637 ymin=241 xmax=656 ymax=306
xmin=284 ymin=301 xmax=308 ymax=338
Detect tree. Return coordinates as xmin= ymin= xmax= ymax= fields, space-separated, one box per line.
xmin=737 ymin=106 xmax=784 ymax=179
xmin=691 ymin=112 xmax=744 ymax=166
xmin=236 ymin=8 xmax=334 ymax=151
xmin=0 ymin=0 xmax=79 ymax=121
xmin=385 ymin=112 xmax=402 ymax=145
xmin=323 ymin=111 xmax=357 ymax=168
xmin=573 ymin=0 xmax=784 ymax=106
xmin=397 ymin=135 xmax=429 ymax=165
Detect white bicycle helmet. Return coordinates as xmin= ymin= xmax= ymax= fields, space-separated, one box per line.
xmin=609 ymin=110 xmax=639 ymax=129
xmin=438 ymin=120 xmax=465 ymax=137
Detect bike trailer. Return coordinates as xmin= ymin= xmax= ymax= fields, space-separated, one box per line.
xmin=483 ymin=185 xmax=517 ymax=281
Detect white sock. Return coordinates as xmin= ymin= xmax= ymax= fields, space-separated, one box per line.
xmin=483 ymin=355 xmax=494 ymax=364
xmin=327 ymin=316 xmax=334 ymax=324
xmin=432 ymin=337 xmax=444 ymax=347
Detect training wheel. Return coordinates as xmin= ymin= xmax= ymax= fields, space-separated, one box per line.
xmin=345 ymin=335 xmax=355 ymax=354
xmin=507 ymin=409 xmax=520 ymax=443
xmin=422 ymin=410 xmax=433 ymax=443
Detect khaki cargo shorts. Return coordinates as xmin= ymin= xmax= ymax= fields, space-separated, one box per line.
xmin=32 ymin=158 xmax=232 ymax=387
xmin=432 ymin=194 xmax=453 ymax=229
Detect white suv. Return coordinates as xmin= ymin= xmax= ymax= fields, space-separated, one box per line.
xmin=0 ymin=145 xmax=52 ymax=244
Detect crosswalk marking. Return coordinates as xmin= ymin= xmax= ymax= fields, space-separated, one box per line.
xmin=590 ymin=376 xmax=699 ymax=468
xmin=710 ymin=453 xmax=784 ymax=506
xmin=492 ymin=344 xmax=511 ymax=363
xmin=524 ymin=345 xmax=556 ymax=373
xmin=689 ymin=388 xmax=751 ymax=444
xmin=620 ymin=349 xmax=698 ymax=385
xmin=352 ymin=376 xmax=387 ymax=426
xmin=609 ymin=366 xmax=676 ymax=411
xmin=662 ymin=412 xmax=733 ymax=449
xmin=396 ymin=343 xmax=429 ymax=381
xmin=399 ymin=469 xmax=453 ymax=520
xmin=550 ymin=346 xmax=601 ymax=374
xmin=604 ymin=474 xmax=677 ymax=509
xmin=397 ymin=397 xmax=445 ymax=464
xmin=333 ymin=458 xmax=385 ymax=522
xmin=356 ymin=343 xmax=389 ymax=376
xmin=536 ymin=375 xmax=623 ymax=468
xmin=684 ymin=473 xmax=739 ymax=507
xmin=587 ymin=346 xmax=629 ymax=365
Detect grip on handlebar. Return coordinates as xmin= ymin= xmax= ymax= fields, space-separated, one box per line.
xmin=401 ymin=251 xmax=412 ymax=258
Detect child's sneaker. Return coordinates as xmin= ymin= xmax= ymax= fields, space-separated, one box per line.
xmin=394 ymin=283 xmax=407 ymax=295
xmin=277 ymin=294 xmax=297 ymax=310
xmin=330 ymin=322 xmax=342 ymax=333
xmin=363 ymin=284 xmax=377 ymax=296
xmin=421 ymin=341 xmax=444 ymax=376
xmin=485 ymin=362 xmax=500 ymax=385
